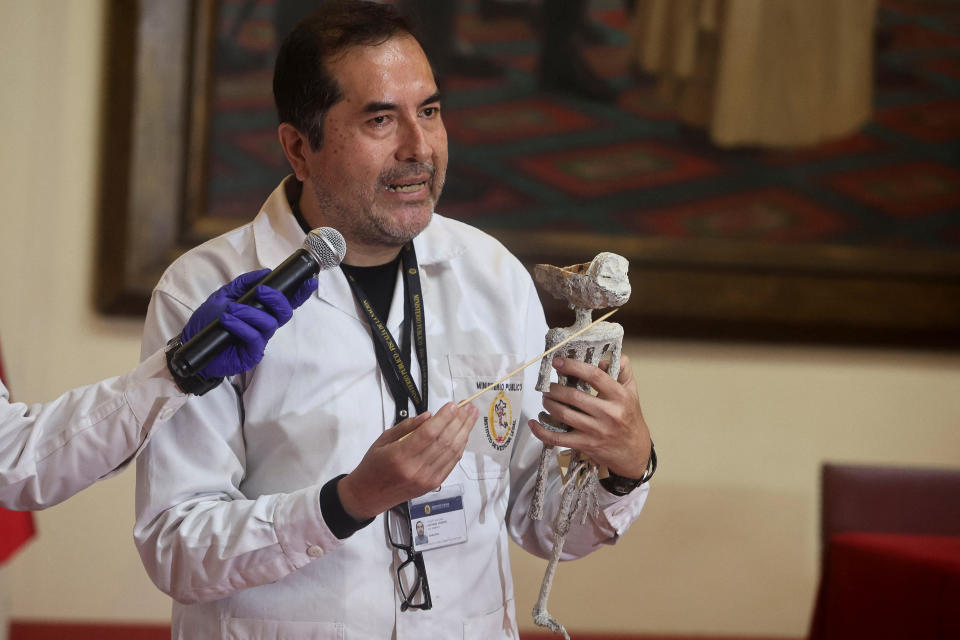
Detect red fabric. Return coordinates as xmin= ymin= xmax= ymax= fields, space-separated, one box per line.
xmin=811 ymin=532 xmax=960 ymax=640
xmin=0 ymin=340 xmax=36 ymax=564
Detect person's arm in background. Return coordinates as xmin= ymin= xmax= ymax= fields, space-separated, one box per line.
xmin=0 ymin=270 xmax=315 ymax=511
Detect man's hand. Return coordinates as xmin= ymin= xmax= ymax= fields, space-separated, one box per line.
xmin=337 ymin=402 xmax=479 ymax=520
xmin=182 ymin=269 xmax=318 ymax=379
xmin=529 ymin=354 xmax=651 ymax=479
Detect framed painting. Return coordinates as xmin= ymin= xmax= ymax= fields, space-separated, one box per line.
xmin=96 ymin=0 xmax=960 ymax=347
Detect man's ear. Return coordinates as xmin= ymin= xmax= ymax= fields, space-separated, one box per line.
xmin=278 ymin=123 xmax=311 ymax=181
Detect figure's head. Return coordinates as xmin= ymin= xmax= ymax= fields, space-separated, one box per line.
xmin=534 ymin=252 xmax=631 ymax=310
xmin=275 ymin=1 xmax=447 ymax=258
xmin=585 ymin=252 xmax=631 ymax=307
xmin=416 ymin=521 xmax=425 ymax=536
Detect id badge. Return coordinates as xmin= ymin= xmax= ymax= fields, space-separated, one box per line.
xmin=408 ymin=484 xmax=467 ymax=552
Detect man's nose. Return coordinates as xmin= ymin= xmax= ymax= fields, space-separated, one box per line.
xmin=396 ymin=121 xmax=431 ymax=163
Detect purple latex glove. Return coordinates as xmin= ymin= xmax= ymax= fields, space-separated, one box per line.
xmin=182 ymin=269 xmax=318 ymax=378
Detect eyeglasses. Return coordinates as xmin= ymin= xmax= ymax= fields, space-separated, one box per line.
xmin=387 ymin=504 xmax=433 ymax=611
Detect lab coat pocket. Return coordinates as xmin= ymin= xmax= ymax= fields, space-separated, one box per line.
xmin=221 ymin=618 xmax=345 ymax=640
xmin=448 ymin=353 xmax=525 ymax=480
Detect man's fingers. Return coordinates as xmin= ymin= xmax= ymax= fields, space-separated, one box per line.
xmin=443 ymin=404 xmax=478 ymax=463
xmin=552 ymin=356 xmax=619 ymax=396
xmin=419 ymin=403 xmax=477 ymax=469
xmin=540 ymin=395 xmax=599 ymax=436
xmin=384 ymin=410 xmax=433 ymax=444
xmin=617 ymin=354 xmax=637 ymax=387
xmin=542 ymin=382 xmax=605 ymax=415
xmin=528 ymin=418 xmax=588 ymax=452
xmin=451 ymin=404 xmax=478 ymax=446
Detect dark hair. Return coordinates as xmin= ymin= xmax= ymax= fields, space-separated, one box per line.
xmin=273 ymin=0 xmax=418 ymax=149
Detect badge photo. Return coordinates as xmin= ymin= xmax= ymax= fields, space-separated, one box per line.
xmin=409 ymin=484 xmax=468 ymax=552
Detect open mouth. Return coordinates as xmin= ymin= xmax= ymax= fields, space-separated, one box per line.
xmin=384 ymin=180 xmax=428 ymax=193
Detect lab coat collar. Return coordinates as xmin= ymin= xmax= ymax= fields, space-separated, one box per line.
xmin=251 ymin=177 xmax=356 ymax=318
xmin=250 ymin=176 xmax=469 ymax=324
xmin=251 ymin=176 xmax=309 ymax=268
xmin=410 ymin=210 xmax=469 ymax=266
xmin=252 ymin=174 xmax=468 ymax=272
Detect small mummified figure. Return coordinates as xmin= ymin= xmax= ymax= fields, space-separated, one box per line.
xmin=528 ymin=252 xmax=631 ymax=640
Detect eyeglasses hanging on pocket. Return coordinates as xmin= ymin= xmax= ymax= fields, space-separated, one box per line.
xmin=387 ymin=503 xmax=433 ymax=611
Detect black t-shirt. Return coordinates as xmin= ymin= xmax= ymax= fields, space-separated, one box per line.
xmin=340 ymin=259 xmax=400 ymax=320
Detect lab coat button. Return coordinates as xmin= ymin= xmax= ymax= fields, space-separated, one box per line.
xmin=307 ymin=545 xmax=324 ymax=558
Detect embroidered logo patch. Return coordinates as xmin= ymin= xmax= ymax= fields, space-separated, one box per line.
xmin=483 ymin=390 xmax=516 ymax=451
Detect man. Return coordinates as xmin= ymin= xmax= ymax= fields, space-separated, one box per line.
xmin=414 ymin=520 xmax=429 ymax=546
xmin=0 ymin=270 xmax=315 ymax=511
xmin=134 ymin=2 xmax=653 ymax=637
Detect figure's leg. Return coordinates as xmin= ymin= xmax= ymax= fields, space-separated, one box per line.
xmin=532 ymin=461 xmax=587 ymax=640
xmin=572 ymin=463 xmax=601 ymax=526
xmin=528 ymin=444 xmax=552 ymax=521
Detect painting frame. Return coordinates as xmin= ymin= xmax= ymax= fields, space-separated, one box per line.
xmin=95 ymin=0 xmax=960 ymax=347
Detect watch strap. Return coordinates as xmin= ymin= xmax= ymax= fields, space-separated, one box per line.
xmin=600 ymin=441 xmax=657 ymax=496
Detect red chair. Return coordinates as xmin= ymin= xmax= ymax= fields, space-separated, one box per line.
xmin=820 ymin=462 xmax=960 ymax=545
xmin=810 ymin=462 xmax=960 ymax=639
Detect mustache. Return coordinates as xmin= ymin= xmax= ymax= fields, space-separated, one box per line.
xmin=378 ymin=163 xmax=435 ymax=186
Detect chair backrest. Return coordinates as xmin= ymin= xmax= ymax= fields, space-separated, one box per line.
xmin=820 ymin=462 xmax=960 ymax=548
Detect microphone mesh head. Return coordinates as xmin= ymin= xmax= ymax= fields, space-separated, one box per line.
xmin=303 ymin=227 xmax=347 ymax=269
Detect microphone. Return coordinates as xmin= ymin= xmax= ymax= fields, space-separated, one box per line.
xmin=169 ymin=227 xmax=346 ymax=379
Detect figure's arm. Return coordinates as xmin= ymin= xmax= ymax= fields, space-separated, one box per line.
xmin=0 ymin=271 xmax=308 ymax=512
xmin=607 ymin=336 xmax=622 ymax=382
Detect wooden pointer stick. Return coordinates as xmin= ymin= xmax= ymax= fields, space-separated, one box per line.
xmin=456 ymin=308 xmax=619 ymax=408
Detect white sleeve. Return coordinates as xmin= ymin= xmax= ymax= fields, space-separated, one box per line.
xmin=0 ymin=349 xmax=187 ymax=511
xmin=134 ymin=288 xmax=343 ymax=605
xmin=505 ymin=278 xmax=648 ymax=560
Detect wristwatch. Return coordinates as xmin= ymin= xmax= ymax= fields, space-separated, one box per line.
xmin=164 ymin=335 xmax=223 ymax=396
xmin=600 ymin=442 xmax=657 ymax=496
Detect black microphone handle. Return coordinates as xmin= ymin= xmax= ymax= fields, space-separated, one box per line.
xmin=170 ymin=250 xmax=320 ymax=379
xmin=236 ymin=249 xmax=318 ymax=306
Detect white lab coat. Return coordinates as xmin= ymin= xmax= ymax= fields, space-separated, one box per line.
xmin=0 ymin=350 xmax=185 ymax=510
xmin=135 ymin=178 xmax=648 ymax=639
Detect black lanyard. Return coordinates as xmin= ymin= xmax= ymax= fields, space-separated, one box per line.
xmin=343 ymin=243 xmax=428 ymax=425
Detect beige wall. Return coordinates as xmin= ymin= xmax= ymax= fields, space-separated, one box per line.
xmin=1 ymin=1 xmax=958 ymax=637
xmin=0 ymin=0 xmax=163 ymax=623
